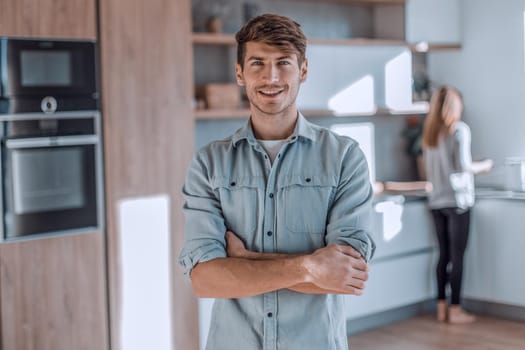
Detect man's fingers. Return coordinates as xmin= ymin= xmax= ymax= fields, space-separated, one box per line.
xmin=351 ymin=269 xmax=369 ymax=282
xmin=349 ymin=256 xmax=369 ymax=273
xmin=337 ymin=245 xmax=364 ymax=259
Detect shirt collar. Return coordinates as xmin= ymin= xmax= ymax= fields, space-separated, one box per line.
xmin=231 ymin=112 xmax=317 ymax=147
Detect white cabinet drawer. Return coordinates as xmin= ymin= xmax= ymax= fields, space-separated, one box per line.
xmin=346 ymin=251 xmax=437 ymax=320
xmin=371 ymin=200 xmax=437 ymax=260
xmin=464 ymin=199 xmax=525 ymax=307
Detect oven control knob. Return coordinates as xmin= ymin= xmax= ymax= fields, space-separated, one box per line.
xmin=41 ymin=96 xmax=58 ymax=113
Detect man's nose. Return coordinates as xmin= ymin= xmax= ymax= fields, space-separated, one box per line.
xmin=263 ymin=64 xmax=279 ymax=83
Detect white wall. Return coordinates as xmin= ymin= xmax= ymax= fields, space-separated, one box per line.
xmin=428 ymin=0 xmax=525 ymax=169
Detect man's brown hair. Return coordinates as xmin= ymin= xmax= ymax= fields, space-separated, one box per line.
xmin=235 ymin=13 xmax=307 ymax=69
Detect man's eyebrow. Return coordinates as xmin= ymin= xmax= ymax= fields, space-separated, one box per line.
xmin=246 ymin=56 xmax=264 ymax=61
xmin=246 ymin=55 xmax=293 ymax=61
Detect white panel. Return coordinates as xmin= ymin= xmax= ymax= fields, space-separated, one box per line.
xmin=199 ymin=298 xmax=215 ymax=350
xmin=406 ymin=0 xmax=461 ymax=43
xmin=119 ymin=195 xmax=173 ymax=350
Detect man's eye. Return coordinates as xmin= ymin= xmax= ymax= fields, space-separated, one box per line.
xmin=278 ymin=60 xmax=291 ymax=65
xmin=251 ymin=61 xmax=263 ymax=66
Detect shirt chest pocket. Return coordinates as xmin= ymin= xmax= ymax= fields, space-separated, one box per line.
xmin=278 ymin=175 xmax=337 ymax=234
xmin=211 ymin=177 xmax=260 ymax=237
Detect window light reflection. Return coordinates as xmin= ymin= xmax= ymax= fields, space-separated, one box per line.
xmin=328 ymin=75 xmax=376 ymax=116
xmin=374 ymin=197 xmax=404 ymax=242
xmin=385 ymin=51 xmax=429 ymax=114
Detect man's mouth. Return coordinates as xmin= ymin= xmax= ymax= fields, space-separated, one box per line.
xmin=258 ymin=87 xmax=284 ymax=97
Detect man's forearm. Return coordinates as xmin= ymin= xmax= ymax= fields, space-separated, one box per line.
xmin=194 ymin=233 xmax=368 ymax=298
xmin=241 ymin=250 xmax=364 ymax=295
xmin=190 ymin=255 xmax=309 ymax=298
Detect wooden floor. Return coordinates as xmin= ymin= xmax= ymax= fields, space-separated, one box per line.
xmin=348 ymin=315 xmax=525 ymax=350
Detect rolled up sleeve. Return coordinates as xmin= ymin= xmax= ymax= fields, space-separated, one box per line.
xmin=178 ymin=151 xmax=227 ymax=276
xmin=325 ymin=143 xmax=376 ymax=261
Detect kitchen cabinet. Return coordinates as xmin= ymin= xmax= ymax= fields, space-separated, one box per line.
xmin=405 ymin=0 xmax=461 ymax=45
xmin=346 ymin=199 xmax=437 ymax=319
xmin=463 ymin=198 xmax=525 ymax=307
xmin=0 ymin=232 xmax=109 ymax=350
xmin=0 ymin=0 xmax=96 ymax=39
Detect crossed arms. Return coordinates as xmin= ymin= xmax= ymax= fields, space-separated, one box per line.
xmin=190 ymin=230 xmax=369 ymax=299
xmin=183 ymin=143 xmax=374 ymax=299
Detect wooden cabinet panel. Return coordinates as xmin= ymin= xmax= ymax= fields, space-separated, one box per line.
xmin=98 ymin=0 xmax=198 ymax=348
xmin=0 ymin=0 xmax=96 ymax=39
xmin=0 ymin=232 xmax=109 ymax=350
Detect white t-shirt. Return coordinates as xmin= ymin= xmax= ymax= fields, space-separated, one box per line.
xmin=258 ymin=139 xmax=287 ymax=164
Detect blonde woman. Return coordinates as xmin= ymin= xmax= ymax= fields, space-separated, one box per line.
xmin=422 ymin=86 xmax=493 ymax=324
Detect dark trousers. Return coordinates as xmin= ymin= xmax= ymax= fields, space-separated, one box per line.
xmin=430 ymin=208 xmax=471 ymax=305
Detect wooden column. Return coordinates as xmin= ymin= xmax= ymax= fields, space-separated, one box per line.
xmin=98 ymin=0 xmax=198 ymax=349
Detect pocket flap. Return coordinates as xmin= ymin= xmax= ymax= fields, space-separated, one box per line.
xmin=211 ymin=176 xmax=261 ymax=190
xmin=278 ymin=174 xmax=337 ymax=189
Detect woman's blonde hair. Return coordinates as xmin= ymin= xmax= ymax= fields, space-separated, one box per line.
xmin=422 ymin=86 xmax=463 ymax=148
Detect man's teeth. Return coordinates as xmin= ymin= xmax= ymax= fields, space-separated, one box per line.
xmin=261 ymin=90 xmax=282 ymax=95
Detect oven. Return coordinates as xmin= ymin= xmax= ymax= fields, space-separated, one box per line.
xmin=0 ymin=112 xmax=104 ymax=240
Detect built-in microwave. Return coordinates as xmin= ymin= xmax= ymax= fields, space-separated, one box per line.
xmin=0 ymin=38 xmax=98 ymax=114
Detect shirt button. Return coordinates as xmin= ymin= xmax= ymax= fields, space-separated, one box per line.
xmin=230 ymin=181 xmax=236 ymax=186
xmin=305 ymin=178 xmax=311 ymax=182
xmin=267 ymin=231 xmax=273 ymax=237
xmin=267 ymin=312 xmax=273 ymax=318
xmin=269 ymin=193 xmax=274 ymax=198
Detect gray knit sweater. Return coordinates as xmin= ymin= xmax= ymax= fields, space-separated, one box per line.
xmin=424 ymin=121 xmax=474 ymax=209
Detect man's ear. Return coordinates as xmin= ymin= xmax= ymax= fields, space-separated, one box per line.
xmin=300 ymin=58 xmax=308 ymax=83
xmin=235 ymin=63 xmax=245 ymax=86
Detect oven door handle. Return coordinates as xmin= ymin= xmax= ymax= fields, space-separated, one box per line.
xmin=4 ymin=135 xmax=99 ymax=149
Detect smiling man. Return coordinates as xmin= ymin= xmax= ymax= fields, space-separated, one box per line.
xmin=179 ymin=14 xmax=375 ymax=350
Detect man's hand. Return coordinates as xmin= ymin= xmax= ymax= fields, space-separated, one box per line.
xmin=303 ymin=244 xmax=369 ymax=295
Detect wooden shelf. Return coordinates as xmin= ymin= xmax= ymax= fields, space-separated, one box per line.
xmin=414 ymin=42 xmax=462 ymax=52
xmin=282 ymin=0 xmax=405 ymax=5
xmin=192 ymin=33 xmax=236 ymax=45
xmin=192 ymin=33 xmax=461 ymax=52
xmin=194 ymin=108 xmax=250 ymax=120
xmin=194 ymin=107 xmax=428 ymax=120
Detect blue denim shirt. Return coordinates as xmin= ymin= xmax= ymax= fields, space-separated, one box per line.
xmin=179 ymin=114 xmax=375 ymax=350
